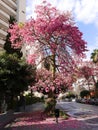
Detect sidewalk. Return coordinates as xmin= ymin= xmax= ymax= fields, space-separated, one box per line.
xmin=4 ymin=116 xmax=90 ymax=130
xmin=0 ymin=102 xmax=97 ymax=130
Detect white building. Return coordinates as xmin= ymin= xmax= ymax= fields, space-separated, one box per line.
xmin=0 ymin=0 xmax=26 ymax=50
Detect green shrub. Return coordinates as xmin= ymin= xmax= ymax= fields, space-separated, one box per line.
xmin=44 ymin=98 xmax=56 ymax=114
xmin=80 ymin=90 xmax=90 ymax=98
xmin=60 ymin=111 xmax=69 ymax=119
xmin=25 ymin=95 xmax=44 ymax=105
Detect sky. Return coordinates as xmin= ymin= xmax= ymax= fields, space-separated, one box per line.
xmin=26 ymin=0 xmax=98 ymax=60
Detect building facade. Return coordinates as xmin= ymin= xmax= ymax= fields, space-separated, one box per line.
xmin=0 ymin=0 xmax=26 ymax=50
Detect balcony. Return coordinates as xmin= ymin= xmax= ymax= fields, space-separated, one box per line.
xmin=0 ymin=0 xmax=17 ymax=17
xmin=2 ymin=0 xmax=17 ymax=10
xmin=0 ymin=19 xmax=9 ymax=30
xmin=0 ymin=39 xmax=5 ymax=46
xmin=0 ymin=10 xmax=10 ymax=23
xmin=12 ymin=0 xmax=16 ymax=3
xmin=0 ymin=29 xmax=7 ymax=39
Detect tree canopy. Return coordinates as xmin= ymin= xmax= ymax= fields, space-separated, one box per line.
xmin=4 ymin=16 xmax=22 ymax=58
xmin=8 ymin=1 xmax=88 ymax=96
xmin=9 ymin=1 xmax=87 ymax=76
xmin=0 ymin=53 xmax=36 ymax=96
xmin=80 ymin=90 xmax=90 ymax=98
xmin=91 ymin=49 xmax=98 ymax=64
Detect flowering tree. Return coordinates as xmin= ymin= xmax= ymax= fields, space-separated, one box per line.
xmin=9 ymin=1 xmax=87 ymax=97
xmin=31 ymin=68 xmax=73 ymax=97
xmin=4 ymin=16 xmax=23 ymax=58
xmin=78 ymin=61 xmax=98 ymax=97
xmin=9 ymin=1 xmax=87 ymax=68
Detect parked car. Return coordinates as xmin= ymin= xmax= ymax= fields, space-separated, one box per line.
xmin=75 ymin=98 xmax=82 ymax=103
xmin=94 ymin=98 xmax=98 ymax=105
xmin=81 ymin=98 xmax=88 ymax=104
xmin=87 ymin=99 xmax=95 ymax=105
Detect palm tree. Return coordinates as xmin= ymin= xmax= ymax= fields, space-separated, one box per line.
xmin=91 ymin=49 xmax=98 ymax=64
xmin=91 ymin=49 xmax=98 ymax=97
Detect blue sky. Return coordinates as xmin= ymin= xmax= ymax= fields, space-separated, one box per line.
xmin=26 ymin=0 xmax=98 ymax=60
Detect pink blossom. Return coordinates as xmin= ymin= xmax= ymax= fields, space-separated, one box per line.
xmin=27 ymin=54 xmax=36 ymax=65
xmin=9 ymin=1 xmax=88 ymax=93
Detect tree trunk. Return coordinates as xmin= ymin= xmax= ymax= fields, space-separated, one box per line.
xmin=44 ymin=54 xmax=56 ymax=115
xmin=52 ymin=54 xmax=56 ymax=80
xmin=92 ymin=75 xmax=97 ymax=98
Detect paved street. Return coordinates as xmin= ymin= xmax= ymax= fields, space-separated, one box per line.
xmin=57 ymin=101 xmax=98 ymax=116
xmin=57 ymin=101 xmax=98 ymax=130
xmin=1 ymin=101 xmax=98 ymax=130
